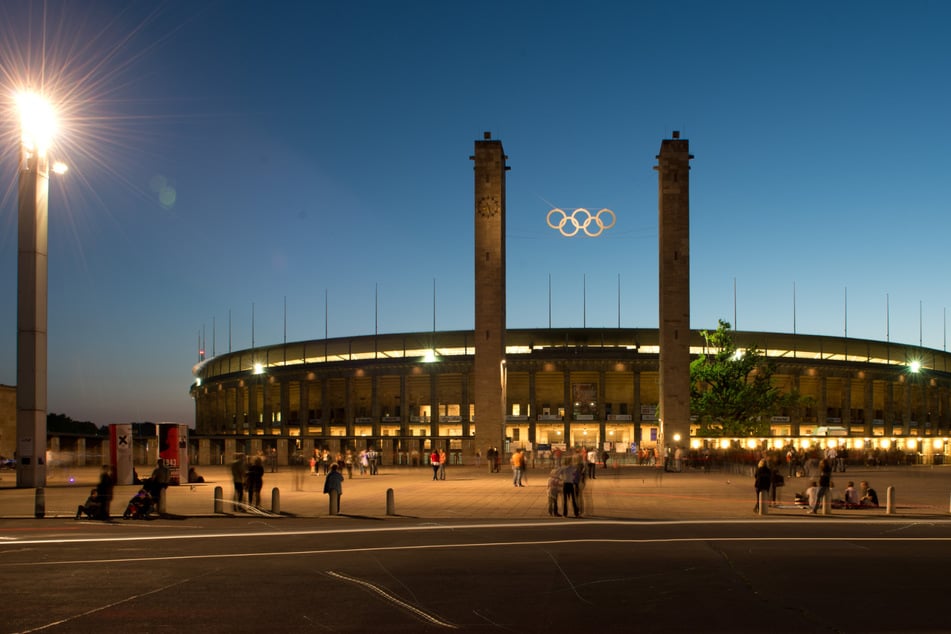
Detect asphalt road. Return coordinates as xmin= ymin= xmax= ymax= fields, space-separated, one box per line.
xmin=2 ymin=517 xmax=950 ymax=633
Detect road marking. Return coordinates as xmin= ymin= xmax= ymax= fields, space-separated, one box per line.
xmin=4 ymin=534 xmax=951 ymax=568
xmin=3 ymin=517 xmax=951 ymax=547
xmin=326 ymin=570 xmax=457 ymax=628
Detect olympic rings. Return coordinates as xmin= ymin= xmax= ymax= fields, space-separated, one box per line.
xmin=546 ymin=208 xmax=616 ymax=237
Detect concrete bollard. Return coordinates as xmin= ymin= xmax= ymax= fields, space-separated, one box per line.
xmin=821 ymin=493 xmax=831 ymax=515
xmin=157 ymin=488 xmax=167 ymax=515
xmin=328 ymin=489 xmax=339 ymax=515
xmin=271 ymin=487 xmax=281 ymax=514
xmin=886 ymin=486 xmax=895 ymax=514
xmin=214 ymin=486 xmax=223 ymax=514
xmin=386 ymin=488 xmax=395 ymax=515
xmin=35 ymin=488 xmax=45 ymax=519
xmin=758 ymin=491 xmax=768 ymax=515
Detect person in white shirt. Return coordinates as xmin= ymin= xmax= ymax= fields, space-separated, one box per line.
xmin=586 ymin=448 xmax=598 ymax=479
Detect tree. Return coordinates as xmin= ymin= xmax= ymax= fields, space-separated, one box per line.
xmin=689 ymin=320 xmax=793 ymax=437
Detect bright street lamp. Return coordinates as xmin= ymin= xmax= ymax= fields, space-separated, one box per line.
xmin=16 ymin=91 xmax=63 ymax=489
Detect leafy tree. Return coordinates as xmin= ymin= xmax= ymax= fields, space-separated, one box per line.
xmin=690 ymin=320 xmax=793 ymax=436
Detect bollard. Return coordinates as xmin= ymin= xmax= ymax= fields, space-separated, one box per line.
xmin=386 ymin=488 xmax=396 ymax=515
xmin=822 ymin=493 xmax=831 ymax=515
xmin=271 ymin=487 xmax=281 ymax=514
xmin=214 ymin=486 xmax=223 ymax=514
xmin=758 ymin=491 xmax=768 ymax=515
xmin=886 ymin=486 xmax=895 ymax=514
xmin=329 ymin=489 xmax=339 ymax=515
xmin=35 ymin=487 xmax=45 ymax=519
xmin=157 ymin=488 xmax=167 ymax=515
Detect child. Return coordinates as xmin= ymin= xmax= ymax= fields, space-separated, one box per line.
xmin=547 ymin=469 xmax=562 ymax=517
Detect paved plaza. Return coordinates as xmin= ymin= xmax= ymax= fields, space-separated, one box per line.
xmin=3 ymin=461 xmax=951 ymax=522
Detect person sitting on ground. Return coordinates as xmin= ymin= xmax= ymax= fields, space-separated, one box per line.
xmin=843 ymin=481 xmax=860 ymax=508
xmin=75 ymin=489 xmax=101 ymax=520
xmin=860 ymin=480 xmax=879 ymax=507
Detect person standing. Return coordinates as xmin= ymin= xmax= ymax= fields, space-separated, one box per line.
xmin=268 ymin=447 xmax=278 ymax=473
xmin=754 ymin=459 xmax=772 ymax=512
xmin=430 ymin=449 xmax=441 ymax=480
xmin=810 ymin=459 xmax=832 ymax=514
xmin=486 ymin=447 xmax=497 ymax=473
xmin=368 ymin=447 xmax=379 ymax=475
xmin=586 ymin=447 xmax=598 ymax=479
xmin=231 ymin=454 xmax=247 ymax=510
xmin=246 ymin=457 xmax=265 ymax=509
xmin=146 ymin=458 xmax=170 ymax=509
xmin=511 ymin=448 xmax=526 ymax=487
xmin=560 ymin=461 xmax=580 ymax=517
xmin=323 ymin=463 xmax=344 ymax=513
xmin=438 ymin=449 xmax=447 ymax=480
xmin=96 ymin=465 xmax=115 ymax=521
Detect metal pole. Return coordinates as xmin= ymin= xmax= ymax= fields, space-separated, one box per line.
xmin=17 ymin=143 xmax=50 ymax=489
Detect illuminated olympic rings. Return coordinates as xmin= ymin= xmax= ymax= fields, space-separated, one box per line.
xmin=546 ymin=208 xmax=616 ymax=237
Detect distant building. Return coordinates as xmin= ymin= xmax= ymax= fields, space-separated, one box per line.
xmin=189 ymin=328 xmax=951 ymax=465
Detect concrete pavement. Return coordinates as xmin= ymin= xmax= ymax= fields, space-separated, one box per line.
xmin=2 ymin=462 xmax=950 ymax=521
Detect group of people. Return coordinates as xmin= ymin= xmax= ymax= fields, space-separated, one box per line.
xmin=76 ymin=459 xmax=173 ymax=521
xmin=230 ymin=453 xmax=265 ymax=510
xmin=795 ymin=474 xmax=879 ymax=511
xmin=545 ymin=456 xmax=588 ymax=518
xmin=75 ymin=465 xmax=116 ymax=520
xmin=310 ymin=448 xmax=377 ymax=477
xmin=430 ymin=449 xmax=448 ymax=480
xmin=756 ymin=456 xmax=881 ymax=514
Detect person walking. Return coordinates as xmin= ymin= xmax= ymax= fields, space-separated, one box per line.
xmin=95 ymin=465 xmax=115 ymax=521
xmin=754 ymin=459 xmax=772 ymax=512
xmin=231 ymin=454 xmax=247 ymax=510
xmin=344 ymin=449 xmax=354 ymax=479
xmin=546 ymin=468 xmax=562 ymax=516
xmin=246 ymin=457 xmax=265 ymax=509
xmin=430 ymin=449 xmax=441 ymax=480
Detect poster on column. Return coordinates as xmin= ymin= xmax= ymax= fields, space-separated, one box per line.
xmin=158 ymin=423 xmax=189 ymax=485
xmin=110 ymin=424 xmax=134 ymax=485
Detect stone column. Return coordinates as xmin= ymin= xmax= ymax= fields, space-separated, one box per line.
xmin=655 ymin=132 xmax=693 ymax=458
xmin=471 ymin=132 xmax=508 ymax=460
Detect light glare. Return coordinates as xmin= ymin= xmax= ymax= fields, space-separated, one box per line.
xmin=16 ymin=92 xmax=57 ymax=155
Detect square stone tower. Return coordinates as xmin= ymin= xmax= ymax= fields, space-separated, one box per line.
xmin=471 ymin=132 xmax=508 ymax=458
xmin=655 ymin=132 xmax=693 ymax=459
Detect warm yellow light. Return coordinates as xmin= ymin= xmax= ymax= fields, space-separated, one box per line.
xmin=16 ymin=92 xmax=57 ymax=155
xmin=52 ymin=161 xmax=68 ymax=174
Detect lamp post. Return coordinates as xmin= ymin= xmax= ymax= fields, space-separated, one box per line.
xmin=15 ymin=93 xmax=61 ymax=488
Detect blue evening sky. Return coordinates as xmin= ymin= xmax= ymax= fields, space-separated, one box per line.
xmin=1 ymin=1 xmax=949 ymax=426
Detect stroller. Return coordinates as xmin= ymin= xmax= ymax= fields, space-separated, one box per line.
xmin=122 ymin=488 xmax=155 ymax=519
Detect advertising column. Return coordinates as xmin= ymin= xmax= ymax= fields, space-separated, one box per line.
xmin=158 ymin=423 xmax=189 ymax=485
xmin=110 ymin=423 xmax=134 ymax=485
